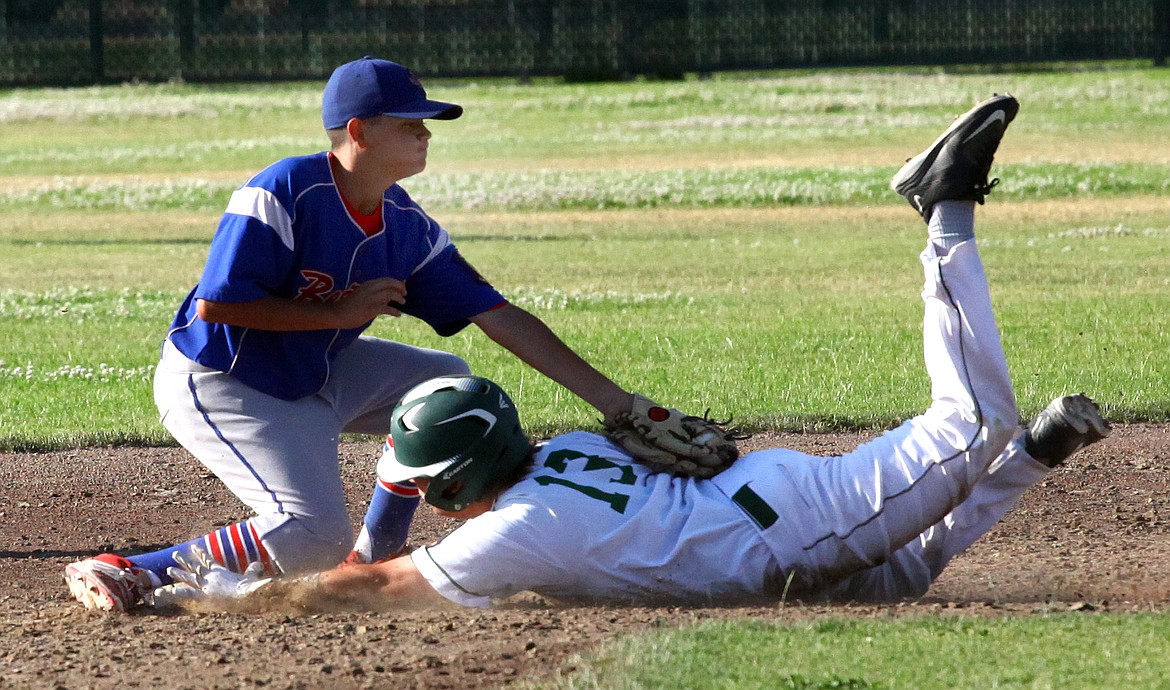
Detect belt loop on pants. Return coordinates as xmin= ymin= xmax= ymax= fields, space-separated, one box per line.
xmin=731 ymin=484 xmax=778 ymax=530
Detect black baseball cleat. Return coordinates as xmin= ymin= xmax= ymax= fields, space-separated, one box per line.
xmin=1023 ymin=394 xmax=1111 ymax=468
xmin=891 ymin=94 xmax=1019 ymax=223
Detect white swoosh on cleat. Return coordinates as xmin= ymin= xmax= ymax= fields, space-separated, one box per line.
xmin=964 ymin=110 xmax=1006 ymax=142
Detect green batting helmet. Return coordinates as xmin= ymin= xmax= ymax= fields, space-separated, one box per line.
xmin=377 ymin=376 xmax=531 ymax=511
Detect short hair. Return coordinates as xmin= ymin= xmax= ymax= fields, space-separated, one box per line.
xmin=495 ymin=445 xmax=537 ymax=493
xmin=326 ymin=126 xmax=348 ymax=150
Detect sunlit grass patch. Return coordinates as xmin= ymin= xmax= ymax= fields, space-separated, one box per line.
xmin=545 ymin=613 xmax=1170 ymax=690
xmin=0 ymin=287 xmax=177 ymax=321
xmin=5 ymin=163 xmax=1170 ymax=213
xmin=0 ymin=361 xmax=154 ymax=384
xmin=0 ymin=137 xmax=321 ymax=169
xmin=506 ymin=287 xmax=695 ymax=312
xmin=0 ymin=82 xmax=321 ymax=123
xmin=6 ymin=67 xmax=1170 ymax=178
xmin=0 ymin=177 xmax=237 ymax=211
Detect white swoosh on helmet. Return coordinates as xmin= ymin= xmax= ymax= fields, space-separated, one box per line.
xmin=436 ymin=409 xmax=497 ymax=432
xmin=401 ymin=376 xmax=464 ymax=404
xmin=399 ymin=402 xmax=427 ymax=431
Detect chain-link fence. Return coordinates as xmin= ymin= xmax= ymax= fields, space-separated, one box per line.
xmin=2 ymin=0 xmax=1167 ymax=86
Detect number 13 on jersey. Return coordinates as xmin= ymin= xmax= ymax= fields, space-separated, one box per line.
xmin=533 ymin=449 xmax=636 ymax=513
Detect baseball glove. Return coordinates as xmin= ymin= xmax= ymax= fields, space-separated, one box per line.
xmin=603 ymin=394 xmax=742 ymax=478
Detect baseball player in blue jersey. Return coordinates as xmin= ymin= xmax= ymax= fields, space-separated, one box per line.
xmin=151 ymin=95 xmax=1110 ymax=611
xmin=63 ymin=57 xmax=729 ymax=613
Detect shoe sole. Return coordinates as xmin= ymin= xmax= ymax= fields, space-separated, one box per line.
xmin=64 ymin=567 xmax=126 ymax=612
xmin=890 ymin=94 xmax=1019 ymax=204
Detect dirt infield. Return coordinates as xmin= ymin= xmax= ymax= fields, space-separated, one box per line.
xmin=3 ymin=425 xmax=1169 ymax=689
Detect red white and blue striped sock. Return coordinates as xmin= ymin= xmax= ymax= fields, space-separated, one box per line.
xmin=126 ymin=518 xmax=276 ymax=584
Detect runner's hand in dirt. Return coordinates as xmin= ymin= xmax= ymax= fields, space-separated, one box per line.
xmin=153 ymin=546 xmax=271 ymax=605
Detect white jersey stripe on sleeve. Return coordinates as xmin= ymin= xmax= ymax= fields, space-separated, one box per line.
xmin=385 ymin=199 xmax=451 ymax=274
xmin=226 ymin=187 xmax=295 ymax=251
xmin=411 ymin=545 xmax=492 ymax=608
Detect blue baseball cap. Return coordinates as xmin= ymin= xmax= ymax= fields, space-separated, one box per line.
xmin=321 ymin=57 xmax=462 ymax=129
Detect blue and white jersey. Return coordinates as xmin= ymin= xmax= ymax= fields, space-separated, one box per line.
xmin=166 ymin=153 xmax=505 ymax=400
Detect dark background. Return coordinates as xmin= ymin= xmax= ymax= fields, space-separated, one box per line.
xmin=1 ymin=0 xmax=1167 ymax=87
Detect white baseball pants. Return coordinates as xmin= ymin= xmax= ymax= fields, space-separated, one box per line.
xmin=715 ymin=237 xmax=1020 ymax=600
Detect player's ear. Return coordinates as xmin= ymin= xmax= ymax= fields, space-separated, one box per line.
xmin=346 ymin=117 xmax=366 ymax=147
xmin=439 ymin=480 xmax=465 ymax=502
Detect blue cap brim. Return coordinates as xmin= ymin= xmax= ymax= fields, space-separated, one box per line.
xmin=383 ymin=99 xmax=463 ymax=120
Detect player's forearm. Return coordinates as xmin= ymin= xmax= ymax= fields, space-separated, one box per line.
xmin=196 ymin=296 xmax=376 ymax=331
xmin=253 ymin=559 xmax=444 ymax=613
xmin=471 ymin=304 xmax=633 ymax=419
xmin=197 ymin=278 xmax=405 ymax=331
xmin=315 ymin=559 xmax=445 ymax=611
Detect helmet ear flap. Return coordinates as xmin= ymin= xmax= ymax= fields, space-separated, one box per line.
xmin=438 ymin=479 xmax=466 ymax=502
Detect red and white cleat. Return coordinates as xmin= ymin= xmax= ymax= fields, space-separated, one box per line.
xmin=64 ymin=553 xmax=159 ymax=612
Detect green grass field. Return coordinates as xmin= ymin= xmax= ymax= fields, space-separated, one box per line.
xmin=2 ymin=65 xmax=1168 ymax=449
xmin=2 ymin=64 xmax=1169 ymax=688
xmin=545 ymin=613 xmax=1170 ymax=689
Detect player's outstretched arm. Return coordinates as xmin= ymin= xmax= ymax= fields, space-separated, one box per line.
xmin=157 ymin=548 xmax=449 ymax=613
xmin=243 ymin=555 xmax=449 ymax=613
xmin=473 ymin=303 xmax=741 ymax=476
xmin=470 ymin=303 xmax=634 ymax=420
xmin=310 ymin=556 xmax=448 ymax=611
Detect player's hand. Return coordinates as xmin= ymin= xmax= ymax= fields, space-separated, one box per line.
xmin=152 ymin=546 xmax=272 ymax=606
xmin=334 ymin=278 xmax=407 ymax=327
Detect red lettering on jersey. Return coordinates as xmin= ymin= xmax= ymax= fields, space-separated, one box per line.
xmin=296 ymin=270 xmax=335 ymax=302
xmin=323 ymin=286 xmax=356 ymax=304
xmin=297 ymin=270 xmax=359 ymax=305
